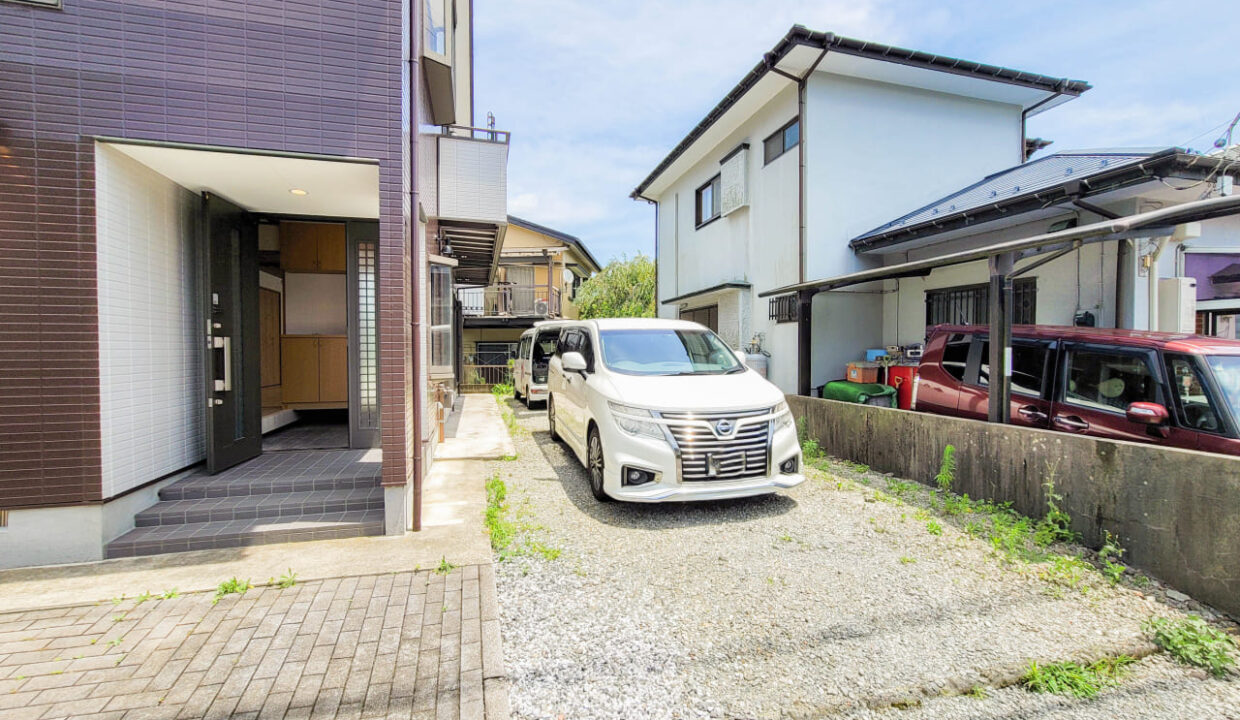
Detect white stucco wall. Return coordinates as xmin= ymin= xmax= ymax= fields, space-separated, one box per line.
xmin=801 ymin=72 xmax=1023 ymax=389
xmin=655 ymin=85 xmax=800 ymax=311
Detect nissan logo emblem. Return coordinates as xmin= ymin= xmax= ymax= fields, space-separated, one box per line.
xmin=714 ymin=419 xmax=734 ymax=436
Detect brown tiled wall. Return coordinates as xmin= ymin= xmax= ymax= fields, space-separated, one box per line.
xmin=0 ymin=0 xmax=413 ymax=508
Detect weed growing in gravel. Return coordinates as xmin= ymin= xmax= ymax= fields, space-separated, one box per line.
xmin=134 ymin=591 xmax=153 ymax=605
xmin=797 ymin=418 xmax=824 ymax=463
xmin=925 ymin=520 xmax=943 ymax=536
xmin=886 ymin=478 xmax=916 ymax=499
xmin=160 ymin=588 xmax=179 ymax=600
xmin=1097 ymin=532 xmax=1127 ymax=585
xmin=1145 ymin=615 xmax=1238 ymax=677
xmin=966 ymin=685 xmax=987 ymax=699
xmin=1033 ymin=477 xmax=1077 ymax=547
xmin=274 ymin=569 xmax=297 ymax=589
xmin=935 ymin=444 xmax=956 ymax=492
xmin=485 ymin=473 xmax=517 ymax=554
xmin=1021 ymin=656 xmax=1135 ymax=698
xmin=213 ymin=577 xmax=252 ymax=604
xmin=898 ymin=556 xmax=916 ymax=565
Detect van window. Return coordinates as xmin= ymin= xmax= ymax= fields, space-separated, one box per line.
xmin=1205 ymin=355 xmax=1240 ymax=425
xmin=978 ymin=341 xmax=1048 ymax=397
xmin=1166 ymin=354 xmax=1222 ymax=432
xmin=533 ymin=330 xmax=559 ymax=362
xmin=1063 ymin=349 xmax=1159 ymax=413
xmin=941 ymin=334 xmax=970 ymax=381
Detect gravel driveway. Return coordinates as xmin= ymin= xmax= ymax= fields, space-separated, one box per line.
xmin=490 ymin=399 xmax=1240 ymax=719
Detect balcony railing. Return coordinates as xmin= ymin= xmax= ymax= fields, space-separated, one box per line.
xmin=459 ymin=285 xmax=561 ymax=319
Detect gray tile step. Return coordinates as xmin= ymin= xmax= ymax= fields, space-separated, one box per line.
xmin=159 ymin=454 xmax=381 ymax=501
xmin=135 ymin=487 xmax=384 ymax=527
xmin=105 ymin=510 xmax=385 ymax=559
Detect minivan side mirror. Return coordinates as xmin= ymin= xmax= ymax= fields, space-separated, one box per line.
xmin=561 ymin=351 xmax=587 ymax=373
xmin=1125 ymin=401 xmax=1169 ymax=426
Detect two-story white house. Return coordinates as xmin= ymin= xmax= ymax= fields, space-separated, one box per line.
xmin=633 ymin=26 xmax=1092 ymax=394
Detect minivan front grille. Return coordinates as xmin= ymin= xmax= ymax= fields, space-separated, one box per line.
xmin=659 ymin=408 xmax=772 ymax=482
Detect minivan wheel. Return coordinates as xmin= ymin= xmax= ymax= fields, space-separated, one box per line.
xmin=547 ymin=395 xmax=561 ymax=442
xmin=587 ymin=428 xmax=611 ymax=503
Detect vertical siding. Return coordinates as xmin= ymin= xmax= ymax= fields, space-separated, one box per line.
xmin=95 ymin=144 xmax=203 ymax=498
xmin=0 ymin=0 xmax=411 ymax=507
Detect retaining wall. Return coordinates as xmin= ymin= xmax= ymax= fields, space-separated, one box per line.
xmin=788 ymin=395 xmax=1240 ymax=618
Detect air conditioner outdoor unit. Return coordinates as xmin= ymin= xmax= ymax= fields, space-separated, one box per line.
xmin=534 ymin=299 xmax=549 ymax=316
xmin=1158 ymin=277 xmax=1196 ymax=333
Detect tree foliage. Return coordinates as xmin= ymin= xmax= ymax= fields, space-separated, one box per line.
xmin=574 ymin=255 xmax=656 ymax=319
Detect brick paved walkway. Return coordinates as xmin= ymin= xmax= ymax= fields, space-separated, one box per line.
xmin=0 ymin=565 xmax=507 ymax=720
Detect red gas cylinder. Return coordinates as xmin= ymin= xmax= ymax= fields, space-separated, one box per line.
xmin=886 ymin=365 xmax=919 ymax=410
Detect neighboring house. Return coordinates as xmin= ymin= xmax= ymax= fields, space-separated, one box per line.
xmin=0 ymin=0 xmax=506 ymax=568
xmin=635 ymin=25 xmax=1240 ymax=395
xmin=634 ymin=25 xmax=1090 ymax=392
xmin=457 ymin=216 xmax=601 ymax=390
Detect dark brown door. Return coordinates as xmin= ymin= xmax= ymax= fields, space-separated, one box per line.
xmin=680 ymin=304 xmax=718 ymax=332
xmin=202 ymin=193 xmax=262 ymax=473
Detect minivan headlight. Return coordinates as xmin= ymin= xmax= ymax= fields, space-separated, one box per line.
xmin=607 ymin=402 xmax=664 ymax=440
xmin=774 ymin=401 xmax=795 ymax=431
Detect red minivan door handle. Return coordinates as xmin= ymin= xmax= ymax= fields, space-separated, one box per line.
xmin=1018 ymin=405 xmax=1048 ymax=424
xmin=1052 ymin=415 xmax=1090 ymax=432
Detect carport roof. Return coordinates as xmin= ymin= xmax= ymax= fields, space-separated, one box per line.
xmin=850 ymin=148 xmax=1240 ymax=253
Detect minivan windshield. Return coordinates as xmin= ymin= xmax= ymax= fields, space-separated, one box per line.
xmin=1205 ymin=355 xmax=1240 ymax=422
xmin=599 ymin=328 xmax=743 ymax=376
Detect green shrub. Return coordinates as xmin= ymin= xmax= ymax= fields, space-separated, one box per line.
xmin=935 ymin=444 xmax=956 ymax=492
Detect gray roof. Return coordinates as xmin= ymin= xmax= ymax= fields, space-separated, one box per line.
xmin=506 ymin=215 xmax=602 ymax=273
xmin=631 ymin=25 xmax=1090 ymax=200
xmin=849 ymin=148 xmax=1198 ymax=250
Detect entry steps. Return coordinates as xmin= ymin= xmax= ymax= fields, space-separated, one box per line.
xmin=105 ymin=449 xmax=384 ymax=558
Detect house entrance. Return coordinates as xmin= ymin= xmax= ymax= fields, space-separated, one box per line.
xmin=200 ymin=196 xmax=379 ymax=473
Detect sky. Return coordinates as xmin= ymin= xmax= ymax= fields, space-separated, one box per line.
xmin=473 ymin=1 xmax=1240 ymax=266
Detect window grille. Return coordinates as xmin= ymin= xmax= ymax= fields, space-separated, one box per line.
xmin=768 ymin=295 xmax=797 ymax=323
xmin=925 ymin=278 xmax=1036 ymax=327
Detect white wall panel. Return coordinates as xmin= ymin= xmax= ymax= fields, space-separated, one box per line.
xmin=437 ymin=136 xmax=507 ymax=222
xmin=95 ymin=144 xmax=204 ymax=499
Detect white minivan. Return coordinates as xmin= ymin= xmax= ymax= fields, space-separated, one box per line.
xmin=547 ymin=318 xmax=804 ymax=502
xmin=513 ymin=321 xmax=572 ymax=407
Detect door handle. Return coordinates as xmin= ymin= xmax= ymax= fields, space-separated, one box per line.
xmin=1052 ymin=415 xmax=1089 ymax=432
xmin=1018 ymin=405 xmax=1048 ymax=423
xmin=213 ymin=336 xmax=232 ymax=392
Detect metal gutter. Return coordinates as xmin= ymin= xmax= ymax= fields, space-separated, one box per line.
xmin=630 ymin=25 xmax=1089 ymax=200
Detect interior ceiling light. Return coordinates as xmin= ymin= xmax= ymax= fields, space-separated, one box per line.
xmin=289 ymin=188 xmax=308 ymax=196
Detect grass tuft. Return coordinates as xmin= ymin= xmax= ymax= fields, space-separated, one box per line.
xmin=213 ymin=577 xmax=252 ymax=605
xmin=435 ymin=556 xmax=457 ymax=575
xmin=1021 ymin=656 xmax=1135 ymax=698
xmin=1145 ymin=615 xmax=1238 ymax=677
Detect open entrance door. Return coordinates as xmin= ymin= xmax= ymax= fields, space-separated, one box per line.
xmin=202 ymin=192 xmax=262 ymax=473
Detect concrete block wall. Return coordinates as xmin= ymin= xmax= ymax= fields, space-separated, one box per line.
xmin=789 ymin=395 xmax=1240 ymax=619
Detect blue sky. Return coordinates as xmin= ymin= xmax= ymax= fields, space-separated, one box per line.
xmin=474 ymin=1 xmax=1240 ymax=265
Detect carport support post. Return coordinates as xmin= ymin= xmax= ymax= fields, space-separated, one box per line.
xmin=797 ymin=289 xmax=813 ymax=397
xmin=987 ymin=252 xmax=1015 ymax=424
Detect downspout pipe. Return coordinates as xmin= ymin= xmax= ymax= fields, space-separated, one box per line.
xmin=1147 ymin=236 xmax=1169 ymax=331
xmin=409 ymin=0 xmax=425 ymax=532
xmin=768 ymin=42 xmax=828 ymax=395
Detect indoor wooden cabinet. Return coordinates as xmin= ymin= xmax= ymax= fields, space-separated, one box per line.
xmin=281 ymin=335 xmax=348 ymax=408
xmin=279 ymin=222 xmax=347 ymax=273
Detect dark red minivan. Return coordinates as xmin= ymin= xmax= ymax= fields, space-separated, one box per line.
xmin=916 ymin=325 xmax=1240 ymax=455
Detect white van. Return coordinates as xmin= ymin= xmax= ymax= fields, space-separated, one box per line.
xmin=547 ymin=318 xmax=804 ymax=502
xmin=513 ymin=321 xmax=573 ymax=407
